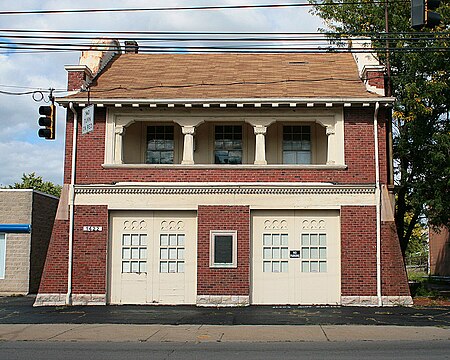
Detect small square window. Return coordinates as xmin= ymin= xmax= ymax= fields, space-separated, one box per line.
xmin=210 ymin=230 xmax=238 ymax=268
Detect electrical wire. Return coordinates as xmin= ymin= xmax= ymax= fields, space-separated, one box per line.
xmin=0 ymin=1 xmax=408 ymax=16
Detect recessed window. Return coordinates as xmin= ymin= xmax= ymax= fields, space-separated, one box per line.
xmin=301 ymin=233 xmax=327 ymax=273
xmin=283 ymin=125 xmax=311 ymax=164
xmin=263 ymin=233 xmax=289 ymax=273
xmin=146 ymin=125 xmax=174 ymax=164
xmin=210 ymin=230 xmax=237 ymax=268
xmin=121 ymin=233 xmax=147 ymax=273
xmin=159 ymin=233 xmax=185 ymax=273
xmin=214 ymin=125 xmax=242 ymax=164
xmin=0 ymin=233 xmax=5 ymax=279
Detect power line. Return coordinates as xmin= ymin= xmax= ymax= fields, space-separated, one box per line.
xmin=0 ymin=1 xmax=407 ymax=16
xmin=0 ymin=29 xmax=444 ymax=36
xmin=1 ymin=33 xmax=447 ymax=42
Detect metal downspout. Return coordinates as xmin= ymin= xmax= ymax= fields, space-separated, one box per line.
xmin=374 ymin=102 xmax=382 ymax=306
xmin=67 ymin=102 xmax=78 ymax=305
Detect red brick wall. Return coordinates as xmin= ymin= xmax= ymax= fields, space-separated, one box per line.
xmin=67 ymin=71 xmax=87 ymax=91
xmin=72 ymin=205 xmax=108 ymax=294
xmin=429 ymin=227 xmax=450 ymax=276
xmin=38 ymin=206 xmax=108 ymax=295
xmin=381 ymin=221 xmax=410 ymax=296
xmin=63 ymin=107 xmax=386 ymax=185
xmin=197 ymin=206 xmax=250 ymax=295
xmin=366 ymin=70 xmax=385 ymax=91
xmin=38 ymin=219 xmax=69 ymax=293
xmin=376 ymin=108 xmax=388 ymax=185
xmin=341 ymin=206 xmax=377 ymax=296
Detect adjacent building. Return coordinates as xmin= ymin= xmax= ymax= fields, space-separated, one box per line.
xmin=0 ymin=189 xmax=58 ymax=295
xmin=35 ymin=41 xmax=412 ymax=306
xmin=429 ymin=227 xmax=450 ymax=276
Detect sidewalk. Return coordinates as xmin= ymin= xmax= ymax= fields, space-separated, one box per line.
xmin=0 ymin=324 xmax=449 ymax=342
xmin=0 ymin=296 xmax=449 ymax=343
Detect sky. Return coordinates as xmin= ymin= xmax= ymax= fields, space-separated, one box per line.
xmin=0 ymin=0 xmax=324 ymax=186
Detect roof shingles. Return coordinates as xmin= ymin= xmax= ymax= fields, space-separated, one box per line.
xmin=68 ymin=53 xmax=383 ymax=100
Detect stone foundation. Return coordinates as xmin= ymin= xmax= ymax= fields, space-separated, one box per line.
xmin=196 ymin=295 xmax=250 ymax=307
xmin=34 ymin=293 xmax=106 ymax=306
xmin=341 ymin=296 xmax=413 ymax=306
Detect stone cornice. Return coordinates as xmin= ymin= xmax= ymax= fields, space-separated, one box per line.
xmin=74 ymin=183 xmax=375 ymax=196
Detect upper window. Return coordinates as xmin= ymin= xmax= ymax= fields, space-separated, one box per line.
xmin=283 ymin=125 xmax=311 ymax=164
xmin=214 ymin=125 xmax=242 ymax=164
xmin=210 ymin=230 xmax=237 ymax=268
xmin=146 ymin=125 xmax=174 ymax=164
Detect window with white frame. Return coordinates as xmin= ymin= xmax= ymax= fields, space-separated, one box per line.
xmin=160 ymin=233 xmax=185 ymax=273
xmin=121 ymin=233 xmax=147 ymax=273
xmin=283 ymin=125 xmax=311 ymax=164
xmin=0 ymin=234 xmax=5 ymax=279
xmin=301 ymin=233 xmax=327 ymax=273
xmin=210 ymin=230 xmax=237 ymax=268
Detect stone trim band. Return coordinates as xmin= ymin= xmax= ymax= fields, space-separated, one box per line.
xmin=75 ymin=185 xmax=375 ymax=196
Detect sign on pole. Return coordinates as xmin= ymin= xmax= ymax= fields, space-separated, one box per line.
xmin=82 ymin=104 xmax=94 ymax=134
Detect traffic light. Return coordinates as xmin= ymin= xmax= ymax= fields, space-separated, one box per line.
xmin=411 ymin=0 xmax=441 ymax=30
xmin=38 ymin=104 xmax=56 ymax=140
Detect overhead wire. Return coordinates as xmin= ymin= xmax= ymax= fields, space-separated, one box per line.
xmin=0 ymin=1 xmax=409 ymax=16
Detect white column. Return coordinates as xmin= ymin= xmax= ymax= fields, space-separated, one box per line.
xmin=181 ymin=126 xmax=195 ymax=165
xmin=114 ymin=125 xmax=126 ymax=164
xmin=325 ymin=126 xmax=336 ymax=165
xmin=254 ymin=126 xmax=267 ymax=165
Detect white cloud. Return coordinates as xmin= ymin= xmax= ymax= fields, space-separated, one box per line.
xmin=0 ymin=0 xmax=324 ymax=186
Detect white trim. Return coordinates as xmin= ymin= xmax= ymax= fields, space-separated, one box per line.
xmin=210 ymin=230 xmax=238 ymax=268
xmin=74 ymin=183 xmax=375 ymax=197
xmin=102 ymin=163 xmax=348 ymax=170
xmin=0 ymin=233 xmax=6 ymax=279
xmin=56 ymin=97 xmax=395 ymax=106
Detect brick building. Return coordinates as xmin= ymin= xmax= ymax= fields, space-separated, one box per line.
xmin=0 ymin=189 xmax=58 ymax=295
xmin=429 ymin=227 xmax=450 ymax=276
xmin=35 ymin=41 xmax=412 ymax=306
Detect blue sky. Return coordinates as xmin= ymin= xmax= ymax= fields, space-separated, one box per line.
xmin=0 ymin=0 xmax=323 ymax=186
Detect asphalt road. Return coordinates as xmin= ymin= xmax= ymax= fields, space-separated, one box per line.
xmin=1 ymin=341 xmax=449 ymax=360
xmin=0 ymin=296 xmax=449 ymax=326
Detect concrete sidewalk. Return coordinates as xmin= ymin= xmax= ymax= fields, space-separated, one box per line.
xmin=0 ymin=324 xmax=448 ymax=342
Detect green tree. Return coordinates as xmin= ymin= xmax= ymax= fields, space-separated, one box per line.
xmin=309 ymin=0 xmax=450 ymax=256
xmin=6 ymin=172 xmax=61 ymax=197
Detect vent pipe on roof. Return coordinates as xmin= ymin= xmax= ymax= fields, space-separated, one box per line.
xmin=125 ymin=41 xmax=139 ymax=54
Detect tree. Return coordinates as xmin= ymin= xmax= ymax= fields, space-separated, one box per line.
xmin=309 ymin=0 xmax=450 ymax=256
xmin=6 ymin=172 xmax=61 ymax=197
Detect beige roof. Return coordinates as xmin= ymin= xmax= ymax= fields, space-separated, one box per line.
xmin=68 ymin=53 xmax=384 ymax=100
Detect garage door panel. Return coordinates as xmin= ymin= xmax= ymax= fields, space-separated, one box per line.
xmin=252 ymin=210 xmax=340 ymax=305
xmin=109 ymin=211 xmax=196 ymax=305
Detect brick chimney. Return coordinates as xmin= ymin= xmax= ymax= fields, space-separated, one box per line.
xmin=350 ymin=38 xmax=386 ymax=96
xmin=65 ymin=38 xmax=121 ymax=92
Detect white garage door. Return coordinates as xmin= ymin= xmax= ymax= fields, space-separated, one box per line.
xmin=252 ymin=210 xmax=340 ymax=305
xmin=109 ymin=211 xmax=197 ymax=305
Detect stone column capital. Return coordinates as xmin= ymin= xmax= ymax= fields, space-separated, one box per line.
xmin=253 ymin=126 xmax=267 ymax=135
xmin=182 ymin=126 xmax=196 ymax=135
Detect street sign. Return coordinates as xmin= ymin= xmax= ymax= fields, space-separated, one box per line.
xmin=290 ymin=250 xmax=300 ymax=258
xmin=82 ymin=104 xmax=94 ymax=134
